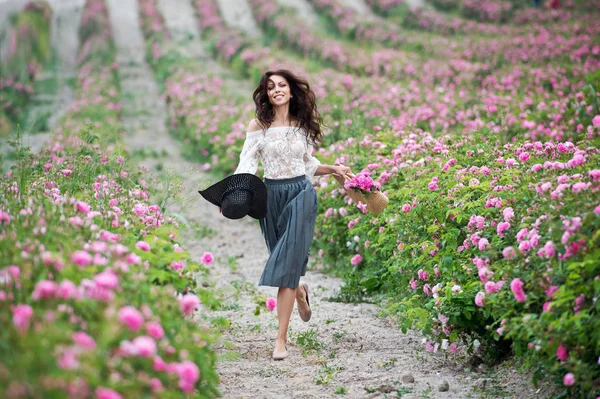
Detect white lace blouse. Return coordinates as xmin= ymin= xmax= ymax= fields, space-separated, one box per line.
xmin=234 ymin=126 xmax=321 ymax=182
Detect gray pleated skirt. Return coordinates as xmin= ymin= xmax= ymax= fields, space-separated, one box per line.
xmin=258 ymin=174 xmax=318 ymax=289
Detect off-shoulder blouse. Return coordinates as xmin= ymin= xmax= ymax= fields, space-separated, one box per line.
xmin=234 ymin=126 xmax=321 ymax=182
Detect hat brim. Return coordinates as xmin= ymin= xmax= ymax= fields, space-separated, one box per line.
xmin=198 ymin=173 xmax=268 ymax=219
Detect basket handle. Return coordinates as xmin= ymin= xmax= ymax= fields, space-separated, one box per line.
xmin=334 ymin=162 xmax=354 ymax=179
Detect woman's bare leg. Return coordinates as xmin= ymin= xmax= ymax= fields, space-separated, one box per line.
xmin=274 ymin=286 xmax=296 ymax=352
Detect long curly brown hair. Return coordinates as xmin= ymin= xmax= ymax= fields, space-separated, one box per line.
xmin=253 ymin=69 xmax=325 ymax=145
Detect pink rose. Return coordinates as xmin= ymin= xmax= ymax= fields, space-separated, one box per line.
xmin=71 ymin=250 xmax=92 ymax=267
xmin=135 ymin=241 xmax=150 ymax=251
xmin=75 ymin=201 xmax=91 ymax=214
xmin=94 ymin=269 xmax=119 ymax=290
xmin=118 ymin=306 xmax=144 ymax=331
xmin=73 ymin=331 xmax=96 ymax=350
xmin=485 ymin=281 xmax=500 ymax=293
xmin=510 ymin=278 xmax=527 ymax=302
xmin=556 ymin=344 xmax=568 ymax=361
xmin=592 ymin=115 xmax=600 ymax=126
xmin=180 ymin=294 xmax=200 ymax=315
xmin=177 ymin=360 xmax=200 ymax=384
xmin=402 ymin=204 xmax=411 ymax=213
xmin=32 ymin=280 xmax=58 ymax=300
xmin=474 ymin=291 xmax=485 ymax=307
xmin=497 ymin=222 xmax=510 ymax=237
xmin=58 ymin=280 xmax=78 ymax=299
xmin=95 ymin=387 xmax=122 ymax=399
xmin=201 ymin=252 xmax=214 ymax=265
xmin=58 ymin=349 xmax=79 ymax=370
xmin=12 ymin=304 xmax=33 ymax=332
xmin=133 ymin=336 xmax=157 ymax=357
xmin=146 ymin=322 xmax=164 ymax=339
xmin=563 ymin=373 xmax=575 ymax=386
xmin=266 ymin=297 xmax=276 ymax=311
xmin=350 ymin=254 xmax=362 ymax=266
xmin=478 ymin=238 xmax=490 ymax=251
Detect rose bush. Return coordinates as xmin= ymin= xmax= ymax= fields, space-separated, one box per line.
xmin=312 ymin=125 xmax=600 ymax=395
xmin=0 ymin=2 xmax=53 ymax=134
xmin=0 ymin=0 xmax=219 ymax=396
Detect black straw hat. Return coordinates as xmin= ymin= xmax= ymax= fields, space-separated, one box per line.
xmin=198 ymin=173 xmax=268 ymax=220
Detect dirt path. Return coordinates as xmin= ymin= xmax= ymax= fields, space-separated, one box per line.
xmin=215 ymin=0 xmax=262 ymax=38
xmin=339 ymin=0 xmax=427 ymax=12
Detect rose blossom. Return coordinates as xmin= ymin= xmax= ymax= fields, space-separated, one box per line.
xmin=118 ymin=306 xmax=144 ymax=331
xmin=563 ymin=373 xmax=575 ymax=386
xmin=510 ymin=279 xmax=527 ymax=302
xmin=474 ymin=292 xmax=485 ymax=307
xmin=135 ymin=241 xmax=150 ymax=251
xmin=266 ymin=297 xmax=276 ymax=311
xmin=180 ymin=294 xmax=200 ymax=315
xmin=557 ymin=344 xmax=568 ymax=361
xmin=201 ymin=252 xmax=214 ymax=265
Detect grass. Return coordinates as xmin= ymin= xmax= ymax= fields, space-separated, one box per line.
xmin=315 ymin=361 xmax=345 ymax=385
xmin=335 ymin=386 xmax=347 ymax=394
xmin=218 ymin=350 xmax=242 ymax=362
xmin=295 ymin=328 xmax=323 ymax=355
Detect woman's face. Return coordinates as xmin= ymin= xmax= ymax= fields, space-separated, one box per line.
xmin=267 ymin=75 xmax=291 ymax=106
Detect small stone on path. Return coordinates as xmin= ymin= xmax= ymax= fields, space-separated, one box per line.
xmin=378 ymin=384 xmax=394 ymax=393
xmin=402 ymin=373 xmax=415 ymax=383
xmin=439 ymin=380 xmax=450 ymax=392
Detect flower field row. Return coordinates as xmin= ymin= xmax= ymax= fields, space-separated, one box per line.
xmin=0 ymin=0 xmax=220 ymax=396
xmin=0 ymin=2 xmax=52 ymax=135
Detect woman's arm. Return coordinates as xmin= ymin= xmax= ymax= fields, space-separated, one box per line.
xmin=314 ymin=164 xmax=351 ymax=177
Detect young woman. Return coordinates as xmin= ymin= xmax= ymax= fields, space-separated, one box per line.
xmin=233 ymin=69 xmax=351 ymax=360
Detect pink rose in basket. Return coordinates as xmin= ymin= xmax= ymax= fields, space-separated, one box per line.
xmin=344 ymin=172 xmax=381 ymax=194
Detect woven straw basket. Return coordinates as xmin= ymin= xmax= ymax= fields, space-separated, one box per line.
xmin=332 ymin=164 xmax=389 ymax=214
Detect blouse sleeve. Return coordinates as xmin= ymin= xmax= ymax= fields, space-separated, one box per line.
xmin=234 ymin=131 xmax=262 ymax=175
xmin=303 ymin=137 xmax=321 ymax=183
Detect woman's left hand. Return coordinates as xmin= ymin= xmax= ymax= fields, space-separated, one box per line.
xmin=332 ymin=164 xmax=351 ymax=177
